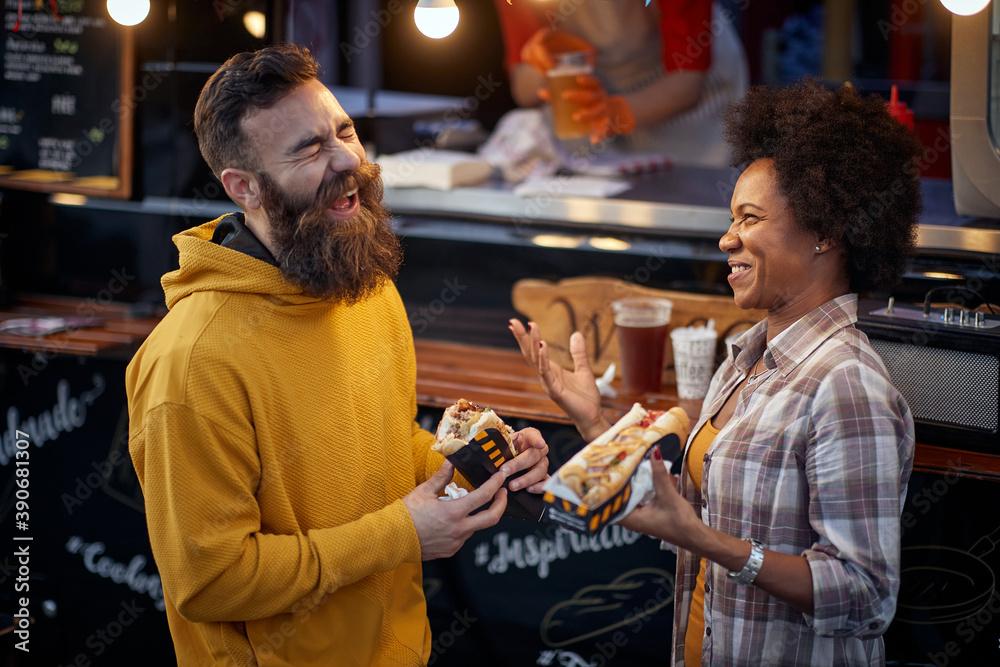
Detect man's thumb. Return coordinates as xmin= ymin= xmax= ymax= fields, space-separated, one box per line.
xmin=426 ymin=460 xmax=456 ymax=493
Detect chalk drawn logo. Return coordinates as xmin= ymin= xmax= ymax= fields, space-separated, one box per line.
xmin=540 ymin=567 xmax=673 ymax=647
xmin=898 ymin=525 xmax=1000 ymax=624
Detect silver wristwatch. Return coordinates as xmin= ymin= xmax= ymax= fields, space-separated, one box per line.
xmin=727 ymin=538 xmax=764 ymax=585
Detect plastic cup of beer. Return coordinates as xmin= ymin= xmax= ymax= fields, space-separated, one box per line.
xmin=670 ymin=324 xmax=719 ymax=400
xmin=547 ymin=51 xmax=593 ymax=140
xmin=611 ymin=298 xmax=673 ymax=394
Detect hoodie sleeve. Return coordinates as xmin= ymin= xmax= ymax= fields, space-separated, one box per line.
xmin=130 ymin=402 xmax=421 ymax=624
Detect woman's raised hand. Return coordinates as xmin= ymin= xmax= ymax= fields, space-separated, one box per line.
xmin=509 ymin=319 xmax=610 ymax=441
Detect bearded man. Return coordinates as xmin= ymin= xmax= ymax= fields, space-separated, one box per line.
xmin=125 ymin=44 xmax=549 ymax=666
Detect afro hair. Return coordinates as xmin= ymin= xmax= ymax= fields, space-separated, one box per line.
xmin=723 ymin=78 xmax=924 ymax=294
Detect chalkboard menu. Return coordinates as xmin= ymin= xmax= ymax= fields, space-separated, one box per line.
xmin=0 ymin=0 xmax=133 ymax=198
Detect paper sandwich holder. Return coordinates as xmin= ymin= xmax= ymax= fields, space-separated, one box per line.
xmin=442 ymin=428 xmax=545 ymax=522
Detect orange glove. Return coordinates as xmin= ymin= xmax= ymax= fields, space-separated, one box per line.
xmin=553 ymin=74 xmax=636 ymax=144
xmin=520 ymin=28 xmax=595 ymax=74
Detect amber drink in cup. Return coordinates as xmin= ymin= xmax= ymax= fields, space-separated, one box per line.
xmin=611 ymin=298 xmax=673 ymax=393
xmin=547 ymin=51 xmax=593 ymax=140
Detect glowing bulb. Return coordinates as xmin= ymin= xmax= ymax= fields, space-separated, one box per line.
xmin=414 ymin=0 xmax=459 ymax=39
xmin=243 ymin=11 xmax=266 ymax=39
xmin=939 ymin=0 xmax=990 ymax=15
xmin=107 ymin=0 xmax=150 ymax=26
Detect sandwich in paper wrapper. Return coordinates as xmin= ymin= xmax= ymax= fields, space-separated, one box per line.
xmin=431 ymin=399 xmax=544 ymax=521
xmin=542 ymin=403 xmax=691 ymax=534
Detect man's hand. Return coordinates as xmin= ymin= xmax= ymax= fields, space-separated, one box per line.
xmin=506 ymin=427 xmax=550 ymax=493
xmin=401 ymin=462 xmax=507 ymax=561
xmin=509 ymin=319 xmax=609 ymax=441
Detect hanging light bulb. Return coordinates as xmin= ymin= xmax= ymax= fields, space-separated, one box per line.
xmin=243 ymin=10 xmax=266 ymax=39
xmin=939 ymin=0 xmax=990 ymax=15
xmin=107 ymin=0 xmax=150 ymax=26
xmin=414 ymin=0 xmax=460 ymax=39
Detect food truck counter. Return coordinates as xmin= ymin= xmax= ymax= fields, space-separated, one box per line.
xmin=382 ymin=166 xmax=1000 ymax=255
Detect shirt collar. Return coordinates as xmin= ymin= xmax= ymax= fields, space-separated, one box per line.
xmin=729 ymin=294 xmax=859 ymax=376
xmin=210 ymin=212 xmax=278 ymax=267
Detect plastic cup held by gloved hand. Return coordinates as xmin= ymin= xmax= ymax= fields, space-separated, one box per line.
xmin=547 ymin=51 xmax=594 ymax=140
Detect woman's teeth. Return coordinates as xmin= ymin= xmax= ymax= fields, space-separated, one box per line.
xmin=731 ymin=266 xmax=750 ymax=273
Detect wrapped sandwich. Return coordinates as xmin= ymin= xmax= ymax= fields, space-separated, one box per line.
xmin=543 ymin=403 xmax=690 ymax=533
xmin=558 ymin=404 xmax=690 ymax=506
xmin=432 ymin=398 xmax=515 ymax=457
xmin=431 ymin=399 xmax=543 ymax=521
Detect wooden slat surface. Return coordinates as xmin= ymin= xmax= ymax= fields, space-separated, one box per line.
xmin=0 ymin=296 xmax=997 ymax=481
xmin=0 ymin=294 xmax=161 ymax=358
xmin=414 ymin=339 xmax=1000 ymax=481
xmin=418 ymin=338 xmax=727 ymax=425
xmin=912 ymin=444 xmax=1000 ymax=482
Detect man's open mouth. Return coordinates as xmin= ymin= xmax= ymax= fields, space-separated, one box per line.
xmin=327 ymin=187 xmax=360 ymax=219
xmin=331 ymin=187 xmax=358 ymax=210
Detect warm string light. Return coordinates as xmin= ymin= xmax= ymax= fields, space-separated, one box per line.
xmin=243 ymin=10 xmax=266 ymax=39
xmin=939 ymin=0 xmax=991 ymax=15
xmin=107 ymin=0 xmax=150 ymax=27
xmin=414 ymin=0 xmax=460 ymax=39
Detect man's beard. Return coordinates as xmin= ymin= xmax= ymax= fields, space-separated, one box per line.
xmin=258 ymin=160 xmax=402 ymax=303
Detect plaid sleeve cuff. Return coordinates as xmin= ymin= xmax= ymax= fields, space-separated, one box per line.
xmin=802 ymin=548 xmax=894 ymax=638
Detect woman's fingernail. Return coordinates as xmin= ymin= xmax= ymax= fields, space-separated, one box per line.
xmin=653 ymin=448 xmax=662 ymax=461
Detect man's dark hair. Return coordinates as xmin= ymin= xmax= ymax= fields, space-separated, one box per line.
xmin=194 ymin=43 xmax=320 ymax=178
xmin=723 ymin=78 xmax=924 ymax=294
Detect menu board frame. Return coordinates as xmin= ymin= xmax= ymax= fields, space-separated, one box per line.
xmin=0 ymin=8 xmax=135 ymax=199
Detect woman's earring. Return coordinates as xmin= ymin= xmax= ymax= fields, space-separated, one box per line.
xmin=815 ymin=245 xmax=822 ymax=252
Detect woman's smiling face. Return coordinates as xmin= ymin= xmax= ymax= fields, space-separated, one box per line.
xmin=721 ymin=158 xmax=824 ymax=315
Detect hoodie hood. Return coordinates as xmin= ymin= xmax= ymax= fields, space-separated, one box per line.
xmin=162 ymin=217 xmax=327 ymax=310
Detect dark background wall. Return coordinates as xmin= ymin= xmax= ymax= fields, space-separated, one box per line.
xmin=1 ymin=2 xmax=997 ymax=665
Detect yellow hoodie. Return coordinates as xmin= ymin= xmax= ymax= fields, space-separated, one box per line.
xmin=126 ymin=218 xmax=447 ymax=666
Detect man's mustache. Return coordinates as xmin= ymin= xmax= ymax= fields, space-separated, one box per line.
xmin=314 ymin=161 xmax=379 ymax=210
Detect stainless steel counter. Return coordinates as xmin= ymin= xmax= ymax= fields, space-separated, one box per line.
xmin=383 ymin=167 xmax=1000 ymax=255
xmin=80 ymin=167 xmax=1000 ymax=257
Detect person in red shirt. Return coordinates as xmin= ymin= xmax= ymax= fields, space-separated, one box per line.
xmin=495 ymin=0 xmax=748 ymax=165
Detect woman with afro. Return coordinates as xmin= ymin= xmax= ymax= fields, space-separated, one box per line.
xmin=511 ymin=78 xmax=922 ymax=665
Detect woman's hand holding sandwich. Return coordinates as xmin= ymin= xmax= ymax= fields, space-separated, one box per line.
xmin=618 ymin=447 xmax=697 ymax=545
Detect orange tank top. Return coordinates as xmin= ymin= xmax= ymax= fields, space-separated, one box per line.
xmin=684 ymin=419 xmax=719 ymax=666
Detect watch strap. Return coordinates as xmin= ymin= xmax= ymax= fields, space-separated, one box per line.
xmin=727 ymin=538 xmax=764 ymax=585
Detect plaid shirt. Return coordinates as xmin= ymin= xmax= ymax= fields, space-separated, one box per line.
xmin=672 ymin=294 xmax=914 ymax=666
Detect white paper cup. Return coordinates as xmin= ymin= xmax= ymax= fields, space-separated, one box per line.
xmin=670 ymin=326 xmax=718 ymax=399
